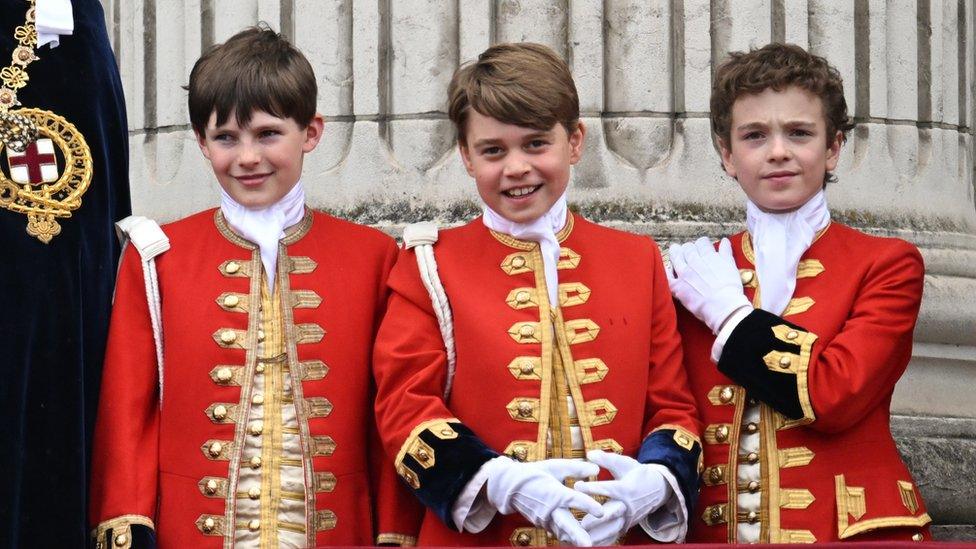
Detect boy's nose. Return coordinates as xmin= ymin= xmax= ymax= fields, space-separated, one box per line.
xmin=767 ymin=135 xmax=792 ymax=161
xmin=503 ymin=156 xmax=531 ymax=178
xmin=238 ymin=144 xmax=261 ymax=166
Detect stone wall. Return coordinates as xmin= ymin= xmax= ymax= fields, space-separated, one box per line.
xmin=101 ymin=0 xmax=976 ymax=539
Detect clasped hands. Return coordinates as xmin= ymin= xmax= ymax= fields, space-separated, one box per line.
xmin=484 ymin=451 xmax=672 ymax=546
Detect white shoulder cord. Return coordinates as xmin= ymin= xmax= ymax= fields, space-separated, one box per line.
xmin=115 ymin=215 xmax=170 ymax=406
xmin=402 ymin=222 xmax=457 ymax=401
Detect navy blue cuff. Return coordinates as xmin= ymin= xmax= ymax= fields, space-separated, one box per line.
xmin=718 ymin=309 xmax=817 ymax=421
xmin=395 ymin=420 xmax=499 ymax=530
xmin=637 ymin=429 xmax=702 ymax=518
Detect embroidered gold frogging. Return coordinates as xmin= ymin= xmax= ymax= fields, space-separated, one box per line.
xmin=0 ymin=0 xmax=93 ymax=243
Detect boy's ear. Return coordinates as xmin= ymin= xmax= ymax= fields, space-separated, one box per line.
xmin=458 ymin=141 xmax=476 ymax=177
xmin=301 ymin=114 xmax=326 ymax=153
xmin=718 ymin=137 xmax=737 ymax=179
xmin=568 ymin=121 xmax=586 ymax=165
xmin=196 ymin=131 xmax=212 ymax=160
xmin=824 ymin=130 xmax=842 ymax=172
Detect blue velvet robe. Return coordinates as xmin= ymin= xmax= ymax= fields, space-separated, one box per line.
xmin=0 ymin=1 xmax=130 ymax=546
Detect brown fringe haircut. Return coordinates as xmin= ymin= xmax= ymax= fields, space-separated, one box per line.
xmin=448 ymin=43 xmax=579 ymax=144
xmin=187 ymin=25 xmax=316 ymax=136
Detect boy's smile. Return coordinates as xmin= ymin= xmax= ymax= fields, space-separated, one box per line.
xmin=720 ymin=86 xmax=841 ymax=212
xmin=197 ymin=110 xmax=323 ymax=208
xmin=459 ymin=110 xmax=585 ymax=224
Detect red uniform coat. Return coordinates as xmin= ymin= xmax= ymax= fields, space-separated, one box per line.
xmin=373 ymin=214 xmax=702 ymax=546
xmin=90 ymin=209 xmax=421 ymax=548
xmin=680 ymin=223 xmax=931 ymax=543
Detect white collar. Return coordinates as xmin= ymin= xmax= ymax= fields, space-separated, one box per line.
xmin=220 ymin=182 xmax=306 ymax=293
xmin=482 ymin=194 xmax=568 ymax=306
xmin=35 ymin=0 xmax=74 ymax=48
xmin=745 ymin=190 xmax=830 ymax=315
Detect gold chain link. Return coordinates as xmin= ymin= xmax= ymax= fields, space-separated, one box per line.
xmin=0 ymin=0 xmax=38 ymax=113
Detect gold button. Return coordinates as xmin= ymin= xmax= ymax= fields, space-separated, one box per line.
xmin=252 ymin=393 xmax=264 ymax=405
xmin=512 ymin=256 xmax=526 ymax=269
xmin=513 ymin=445 xmax=528 ymax=461
xmin=740 ymin=270 xmax=754 ymax=285
xmin=745 ymin=422 xmax=758 ymax=433
xmin=440 ymin=428 xmax=453 ymax=436
xmin=709 ymin=466 xmax=724 ymax=482
xmin=710 ymin=506 xmax=724 ymax=520
xmin=416 ymin=449 xmax=431 ymax=463
xmin=517 ymin=401 xmax=533 ymax=417
xmin=225 ymin=261 xmax=240 ymax=274
xmin=719 ymin=386 xmax=734 ymax=403
xmin=746 ymin=511 xmax=758 ymax=523
xmin=202 ymin=517 xmax=216 ymax=532
xmin=520 ymin=361 xmax=535 ymax=375
xmin=212 ymin=405 xmax=228 ymax=420
xmin=249 ymin=421 xmax=264 ymax=436
xmin=515 ymin=532 xmax=531 ymax=546
xmin=912 ymin=533 xmax=923 ymax=542
xmin=220 ymin=330 xmax=237 ymax=344
xmin=248 ymin=486 xmax=261 ymax=500
xmin=257 ymin=329 xmax=266 ymax=342
xmin=255 ymin=363 xmax=265 ymax=373
xmin=515 ymin=291 xmax=531 ymax=304
xmin=519 ymin=324 xmax=535 ymax=337
xmin=745 ymin=452 xmax=758 ymax=463
xmin=248 ymin=519 xmax=260 ymax=531
xmin=223 ymin=295 xmax=240 ymax=308
xmin=249 ymin=455 xmax=262 ymax=469
xmin=676 ymin=434 xmax=690 ymax=446
xmin=786 ymin=330 xmax=799 ymax=340
xmin=747 ymin=480 xmax=760 ymax=492
xmin=779 ymin=355 xmax=792 ymax=368
xmin=715 ymin=425 xmax=729 ymax=442
xmin=205 ymin=479 xmax=218 ymax=494
xmin=216 ymin=367 xmax=233 ymax=382
xmin=114 ymin=534 xmax=127 ymax=546
xmin=208 ymin=442 xmax=223 ymax=457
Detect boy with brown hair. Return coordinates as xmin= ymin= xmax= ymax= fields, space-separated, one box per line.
xmin=89 ymin=26 xmax=419 ymax=548
xmin=667 ymin=42 xmax=931 ymax=543
xmin=372 ymin=42 xmax=702 ymax=546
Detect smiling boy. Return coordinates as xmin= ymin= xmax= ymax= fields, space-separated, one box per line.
xmin=89 ymin=27 xmax=419 ymax=548
xmin=372 ymin=43 xmax=702 ymax=546
xmin=667 ymin=43 xmax=931 ymax=543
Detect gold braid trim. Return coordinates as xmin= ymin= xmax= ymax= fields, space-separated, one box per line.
xmin=377 ymin=532 xmax=418 ymax=546
xmin=90 ymin=515 xmax=155 ymax=549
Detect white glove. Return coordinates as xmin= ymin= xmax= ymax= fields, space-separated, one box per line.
xmin=574 ymin=451 xmax=672 ymax=543
xmin=667 ymin=237 xmax=752 ymax=334
xmin=484 ymin=456 xmax=603 ymax=547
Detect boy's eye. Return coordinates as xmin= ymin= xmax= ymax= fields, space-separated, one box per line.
xmin=213 ymin=133 xmax=235 ymax=142
xmin=526 ymin=139 xmax=548 ymax=149
xmin=481 ymin=146 xmax=503 ymax=156
xmin=790 ymin=128 xmax=814 ymax=137
xmin=259 ymin=129 xmax=281 ymax=138
xmin=742 ymin=131 xmax=764 ymax=140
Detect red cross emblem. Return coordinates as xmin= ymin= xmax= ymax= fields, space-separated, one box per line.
xmin=6 ymin=138 xmax=59 ymax=185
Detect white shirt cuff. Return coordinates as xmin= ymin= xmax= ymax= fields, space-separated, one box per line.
xmin=638 ymin=463 xmax=688 ymax=543
xmin=451 ymin=459 xmax=499 ymax=533
xmin=711 ymin=306 xmax=753 ymax=363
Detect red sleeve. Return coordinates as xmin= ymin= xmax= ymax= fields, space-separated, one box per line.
xmin=806 ymin=241 xmax=924 ymax=432
xmin=719 ymin=241 xmax=924 ymax=433
xmin=89 ymin=245 xmax=161 ymax=538
xmin=643 ymin=239 xmax=702 ymax=441
xmin=370 ymin=239 xmax=424 ymax=545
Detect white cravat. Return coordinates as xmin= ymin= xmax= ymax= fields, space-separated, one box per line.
xmin=220 ymin=182 xmax=306 ymax=293
xmin=482 ymin=194 xmax=568 ymax=306
xmin=35 ymin=0 xmax=74 ymax=48
xmin=745 ymin=190 xmax=830 ymax=315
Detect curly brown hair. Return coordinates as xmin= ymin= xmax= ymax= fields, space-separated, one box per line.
xmin=711 ymin=43 xmax=854 ymax=162
xmin=448 ymin=43 xmax=579 ymax=144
